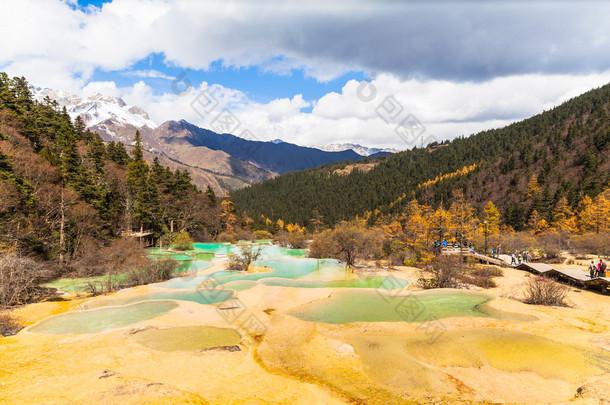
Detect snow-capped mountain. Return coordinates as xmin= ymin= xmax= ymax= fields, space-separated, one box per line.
xmin=29 ymin=87 xmax=157 ymax=130
xmin=312 ymin=143 xmax=399 ymax=156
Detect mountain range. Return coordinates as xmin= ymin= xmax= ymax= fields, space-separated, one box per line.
xmin=231 ymin=83 xmax=610 ymax=230
xmin=31 ymin=87 xmax=393 ymax=193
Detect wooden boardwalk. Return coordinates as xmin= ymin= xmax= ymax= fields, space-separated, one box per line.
xmin=517 ymin=262 xmax=610 ymax=291
xmin=441 ymin=248 xmax=509 ymax=267
xmin=441 ymin=248 xmax=609 ymax=292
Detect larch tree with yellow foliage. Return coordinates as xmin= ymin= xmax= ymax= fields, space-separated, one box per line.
xmin=552 ymin=197 xmax=577 ymax=233
xmin=480 ymin=201 xmax=500 ymax=236
xmin=577 ymin=195 xmax=596 ymax=233
xmin=448 ymin=190 xmax=478 ymax=244
xmin=220 ymin=195 xmax=238 ymax=233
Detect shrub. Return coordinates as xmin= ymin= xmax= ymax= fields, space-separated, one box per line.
xmin=272 ymin=231 xmax=290 ymax=247
xmin=72 ymin=238 xmax=142 ymax=277
xmin=172 ymin=231 xmax=194 ymax=251
xmin=0 ymin=311 xmax=23 ymax=337
xmin=123 ymin=258 xmax=178 ymax=286
xmin=227 ymin=246 xmax=262 ymax=271
xmin=253 ymin=230 xmax=273 ymax=240
xmin=570 ymin=233 xmax=610 ymax=257
xmin=217 ymin=231 xmax=237 ymax=243
xmin=287 ymin=231 xmax=308 ymax=249
xmin=523 ymin=276 xmax=569 ymax=306
xmin=418 ymin=256 xmax=503 ymax=289
xmin=307 ymin=220 xmax=380 ymax=266
xmin=0 ymin=254 xmax=49 ymax=307
xmin=237 ymin=230 xmax=255 ymax=241
xmin=418 ymin=255 xmax=462 ymax=289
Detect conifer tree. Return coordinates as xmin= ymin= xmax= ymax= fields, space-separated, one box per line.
xmin=127 ymin=130 xmax=152 ymax=230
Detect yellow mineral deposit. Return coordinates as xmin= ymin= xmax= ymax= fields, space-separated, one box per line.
xmin=2 ymin=245 xmax=610 ymax=404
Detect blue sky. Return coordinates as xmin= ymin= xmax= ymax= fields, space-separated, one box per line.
xmin=78 ymin=0 xmax=365 ymax=106
xmin=1 ymin=0 xmax=610 ymax=149
xmin=90 ymin=52 xmax=365 ymax=107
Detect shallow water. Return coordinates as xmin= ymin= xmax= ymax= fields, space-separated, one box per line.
xmin=85 ymin=289 xmax=234 ymax=309
xmin=350 ymin=329 xmax=610 ymax=383
xmin=261 ymin=276 xmax=409 ymax=289
xmin=28 ymin=301 xmax=179 ymax=334
xmin=290 ymin=290 xmax=533 ymax=324
xmin=134 ymin=325 xmax=242 ymax=352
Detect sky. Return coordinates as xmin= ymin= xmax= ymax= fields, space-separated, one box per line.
xmin=1 ymin=0 xmax=610 ymax=150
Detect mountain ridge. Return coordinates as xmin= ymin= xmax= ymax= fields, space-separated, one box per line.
xmin=231 ymin=82 xmax=610 ymax=230
xmin=31 ymin=86 xmax=391 ymax=191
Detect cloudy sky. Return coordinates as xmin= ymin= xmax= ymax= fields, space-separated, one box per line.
xmin=1 ymin=0 xmax=610 ymax=149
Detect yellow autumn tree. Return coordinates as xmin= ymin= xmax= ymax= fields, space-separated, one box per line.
xmin=480 ymin=201 xmax=500 ymax=236
xmin=533 ymin=218 xmax=551 ymax=235
xmin=591 ymin=189 xmax=610 ymax=233
xmin=526 ymin=174 xmax=540 ymax=198
xmin=527 ymin=209 xmax=542 ymax=234
xmin=220 ymin=196 xmax=237 ymax=233
xmin=448 ymin=190 xmax=477 ymax=243
xmin=552 ymin=197 xmax=577 ymax=233
xmin=577 ymin=195 xmax=595 ymax=233
xmin=276 ymin=219 xmax=285 ymax=230
xmin=399 ymin=200 xmax=433 ymax=262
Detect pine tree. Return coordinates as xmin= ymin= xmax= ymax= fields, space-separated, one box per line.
xmin=127 ymin=130 xmax=152 ymax=230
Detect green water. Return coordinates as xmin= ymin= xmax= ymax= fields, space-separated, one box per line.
xmin=290 ymin=290 xmax=532 ymax=324
xmin=195 ymin=253 xmax=214 ymax=261
xmin=153 ymin=275 xmax=214 ymax=289
xmin=42 ymin=274 xmax=129 ymax=292
xmin=261 ymin=276 xmax=409 ymax=289
xmin=222 ymin=280 xmax=259 ymax=292
xmin=28 ymin=301 xmax=179 ymax=334
xmin=175 ymin=259 xmax=213 ymax=273
xmin=85 ymin=289 xmax=234 ymax=309
xmin=212 ymin=258 xmax=344 ymax=285
xmin=134 ymin=325 xmax=242 ymax=352
xmin=154 ymin=258 xmax=406 ymax=293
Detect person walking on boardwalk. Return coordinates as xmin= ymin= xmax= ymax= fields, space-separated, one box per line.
xmin=599 ymin=259 xmax=607 ymax=278
xmin=518 ymin=253 xmax=522 ymax=265
xmin=511 ymin=254 xmax=517 ymax=266
xmin=589 ymin=261 xmax=597 ymax=279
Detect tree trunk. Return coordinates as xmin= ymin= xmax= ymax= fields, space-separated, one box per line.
xmin=59 ymin=186 xmax=65 ymax=264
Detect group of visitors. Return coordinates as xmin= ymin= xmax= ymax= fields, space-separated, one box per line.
xmin=510 ymin=251 xmax=532 ymax=266
xmin=588 ymin=259 xmax=607 ymax=279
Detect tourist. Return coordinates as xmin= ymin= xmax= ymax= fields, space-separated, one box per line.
xmin=589 ymin=261 xmax=597 ymax=279
xmin=518 ymin=253 xmax=522 ymax=265
xmin=598 ymin=259 xmax=607 ymax=278
xmin=492 ymin=247 xmax=496 ymax=257
xmin=511 ymin=254 xmax=517 ymax=266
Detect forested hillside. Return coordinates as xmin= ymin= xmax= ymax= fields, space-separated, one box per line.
xmin=232 ymin=83 xmax=610 ymax=230
xmin=0 ymin=74 xmax=222 ymax=263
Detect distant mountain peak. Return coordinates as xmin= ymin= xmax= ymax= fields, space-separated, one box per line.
xmin=269 ymin=138 xmax=284 ymax=144
xmin=29 ymin=86 xmax=157 ymax=130
xmin=312 ymin=142 xmax=399 ymax=156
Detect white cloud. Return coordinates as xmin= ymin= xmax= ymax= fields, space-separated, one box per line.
xmin=2 ymin=0 xmax=610 ymax=149
xmin=82 ymin=81 xmax=120 ymax=97
xmin=1 ymin=0 xmax=610 ymax=89
xmin=105 ymin=71 xmax=610 ymax=150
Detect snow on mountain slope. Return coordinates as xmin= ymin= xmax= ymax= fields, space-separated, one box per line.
xmin=30 ymin=87 xmax=157 ymax=130
xmin=312 ymin=143 xmax=398 ymax=156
